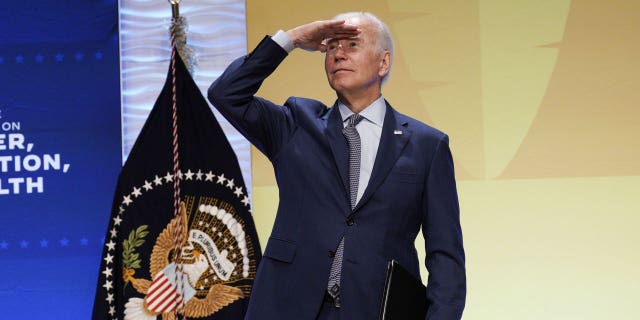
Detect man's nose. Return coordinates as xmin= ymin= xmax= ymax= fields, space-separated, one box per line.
xmin=333 ymin=44 xmax=348 ymax=60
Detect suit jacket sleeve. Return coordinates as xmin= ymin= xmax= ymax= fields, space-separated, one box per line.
xmin=207 ymin=36 xmax=296 ymax=161
xmin=423 ymin=134 xmax=466 ymax=319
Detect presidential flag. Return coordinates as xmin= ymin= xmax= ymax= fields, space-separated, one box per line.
xmin=92 ymin=52 xmax=261 ymax=319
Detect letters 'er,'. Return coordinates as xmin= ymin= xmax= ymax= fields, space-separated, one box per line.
xmin=208 ymin=11 xmax=466 ymax=320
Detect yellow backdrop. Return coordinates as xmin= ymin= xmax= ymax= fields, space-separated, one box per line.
xmin=245 ymin=1 xmax=640 ymax=318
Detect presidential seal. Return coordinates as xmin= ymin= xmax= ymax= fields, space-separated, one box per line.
xmin=122 ymin=195 xmax=257 ymax=319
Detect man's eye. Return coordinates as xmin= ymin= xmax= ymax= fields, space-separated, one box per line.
xmin=349 ymin=42 xmax=358 ymax=48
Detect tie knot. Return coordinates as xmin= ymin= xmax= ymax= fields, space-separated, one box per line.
xmin=347 ymin=114 xmax=364 ymax=128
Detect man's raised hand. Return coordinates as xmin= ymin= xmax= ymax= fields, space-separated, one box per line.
xmin=286 ymin=20 xmax=360 ymax=52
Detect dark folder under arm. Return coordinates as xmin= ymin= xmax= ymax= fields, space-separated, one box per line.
xmin=379 ymin=260 xmax=428 ymax=320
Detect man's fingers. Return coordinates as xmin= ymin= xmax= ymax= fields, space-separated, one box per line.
xmin=328 ymin=24 xmax=359 ymax=33
xmin=326 ymin=24 xmax=359 ymax=38
xmin=333 ymin=24 xmax=359 ymax=32
xmin=322 ymin=19 xmax=346 ymax=27
xmin=288 ymin=19 xmax=360 ymax=52
xmin=320 ymin=20 xmax=359 ymax=35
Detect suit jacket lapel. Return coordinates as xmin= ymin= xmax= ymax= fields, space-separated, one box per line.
xmin=355 ymin=102 xmax=411 ymax=212
xmin=323 ymin=104 xmax=350 ymax=204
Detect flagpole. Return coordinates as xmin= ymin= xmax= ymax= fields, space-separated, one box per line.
xmin=171 ymin=0 xmax=180 ymax=18
xmin=169 ymin=1 xmax=186 ymax=319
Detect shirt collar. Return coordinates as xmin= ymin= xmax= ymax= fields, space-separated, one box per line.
xmin=337 ymin=95 xmax=386 ymax=127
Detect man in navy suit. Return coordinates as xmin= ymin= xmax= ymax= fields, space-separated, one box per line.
xmin=208 ymin=12 xmax=465 ymax=320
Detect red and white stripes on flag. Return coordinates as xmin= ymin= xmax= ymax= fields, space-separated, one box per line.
xmin=145 ymin=263 xmax=196 ymax=313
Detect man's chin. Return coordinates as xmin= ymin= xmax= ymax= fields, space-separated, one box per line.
xmin=329 ymin=79 xmax=352 ymax=92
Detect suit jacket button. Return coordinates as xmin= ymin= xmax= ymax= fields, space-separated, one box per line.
xmin=328 ymin=250 xmax=335 ymax=258
xmin=346 ymin=217 xmax=355 ymax=226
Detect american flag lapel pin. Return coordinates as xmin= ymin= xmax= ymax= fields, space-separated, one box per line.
xmin=393 ymin=130 xmax=403 ymax=135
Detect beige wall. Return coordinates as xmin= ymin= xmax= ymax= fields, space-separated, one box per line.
xmin=245 ymin=1 xmax=640 ymax=319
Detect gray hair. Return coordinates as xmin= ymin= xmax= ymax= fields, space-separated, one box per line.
xmin=332 ymin=12 xmax=394 ymax=85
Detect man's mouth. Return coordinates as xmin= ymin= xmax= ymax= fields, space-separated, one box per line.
xmin=333 ymin=68 xmax=353 ymax=74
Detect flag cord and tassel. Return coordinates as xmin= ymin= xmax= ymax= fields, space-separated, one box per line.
xmin=169 ymin=1 xmax=187 ymax=319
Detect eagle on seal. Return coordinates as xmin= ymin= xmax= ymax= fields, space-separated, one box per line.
xmin=123 ymin=203 xmax=244 ymax=320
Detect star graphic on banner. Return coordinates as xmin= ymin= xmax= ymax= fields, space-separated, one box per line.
xmin=60 ymin=238 xmax=69 ymax=247
xmin=75 ymin=52 xmax=84 ymax=61
xmin=55 ymin=53 xmax=64 ymax=62
xmin=185 ymin=169 xmax=194 ymax=180
xmin=95 ymin=51 xmax=103 ymax=60
xmin=226 ymin=178 xmax=235 ymax=189
xmin=0 ymin=241 xmax=7 ymax=249
xmin=196 ymin=169 xmax=204 ymax=180
xmin=104 ymin=253 xmax=114 ymax=264
xmin=106 ymin=293 xmax=114 ymax=304
xmin=177 ymin=170 xmax=184 ymax=180
xmin=153 ymin=175 xmax=163 ymax=186
xmin=242 ymin=196 xmax=250 ymax=206
xmin=164 ymin=172 xmax=174 ymax=183
xmin=234 ymin=187 xmax=243 ymax=197
xmin=106 ymin=240 xmax=116 ymax=251
xmin=142 ymin=180 xmax=153 ymax=191
xmin=108 ymin=306 xmax=116 ymax=316
xmin=102 ymin=267 xmax=113 ymax=278
xmin=0 ymin=57 xmax=4 ymax=64
xmin=131 ymin=186 xmax=142 ymax=198
xmin=122 ymin=195 xmax=132 ymax=206
xmin=205 ymin=171 xmax=215 ymax=181
xmin=217 ymin=173 xmax=226 ymax=185
xmin=119 ymin=206 xmax=124 ymax=214
xmin=103 ymin=280 xmax=113 ymax=290
xmin=80 ymin=238 xmax=89 ymax=246
xmin=113 ymin=215 xmax=122 ymax=226
xmin=110 ymin=228 xmax=117 ymax=238
xmin=20 ymin=240 xmax=29 ymax=248
xmin=40 ymin=239 xmax=48 ymax=247
xmin=35 ymin=54 xmax=44 ymax=63
xmin=15 ymin=55 xmax=24 ymax=63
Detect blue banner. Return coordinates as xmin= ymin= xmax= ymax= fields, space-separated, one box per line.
xmin=0 ymin=1 xmax=121 ymax=318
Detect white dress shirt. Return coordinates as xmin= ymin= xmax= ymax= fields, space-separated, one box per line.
xmin=337 ymin=98 xmax=385 ymax=204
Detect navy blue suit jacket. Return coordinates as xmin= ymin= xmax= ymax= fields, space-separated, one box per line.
xmin=208 ymin=36 xmax=466 ymax=319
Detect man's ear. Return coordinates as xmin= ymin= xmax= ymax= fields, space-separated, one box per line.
xmin=378 ymin=51 xmax=391 ymax=78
